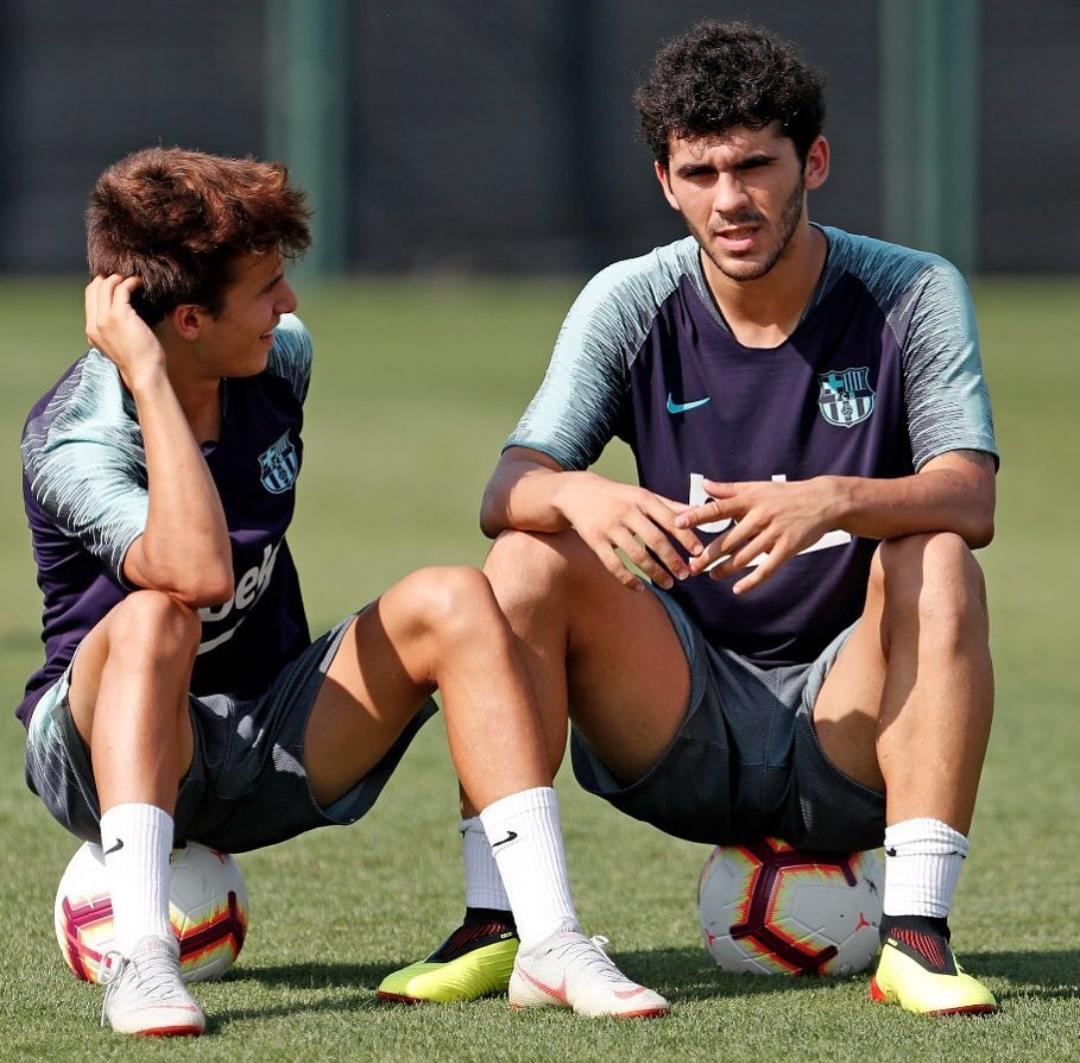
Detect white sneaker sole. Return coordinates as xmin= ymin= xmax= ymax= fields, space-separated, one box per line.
xmin=108 ymin=1006 xmax=206 ymax=1037
xmin=509 ymin=968 xmax=670 ymax=1019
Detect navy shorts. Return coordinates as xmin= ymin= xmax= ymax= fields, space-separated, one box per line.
xmin=24 ymin=615 xmax=437 ymax=853
xmin=571 ymin=587 xmax=886 ymax=853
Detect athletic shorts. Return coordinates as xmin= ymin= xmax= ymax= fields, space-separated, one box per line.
xmin=570 ymin=586 xmax=886 ymax=853
xmin=24 ymin=615 xmax=437 ymax=853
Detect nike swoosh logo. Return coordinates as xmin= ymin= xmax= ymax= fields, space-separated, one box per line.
xmin=104 ymin=838 xmax=124 ymax=856
xmin=666 ymin=393 xmax=711 ymax=414
xmin=491 ymin=830 xmax=518 ymax=849
xmin=613 ymin=986 xmax=647 ymax=999
xmin=517 ymin=965 xmax=568 ymax=1004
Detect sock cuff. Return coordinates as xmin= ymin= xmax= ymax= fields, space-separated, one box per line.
xmin=100 ymin=803 xmax=174 ymax=841
xmin=98 ymin=803 xmax=174 ymax=955
xmin=460 ymin=815 xmax=511 ymax=911
xmin=478 ymin=786 xmax=557 ymax=826
xmin=885 ymin=817 xmax=969 ymax=858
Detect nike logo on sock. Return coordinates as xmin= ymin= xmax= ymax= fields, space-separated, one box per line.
xmin=104 ymin=838 xmax=125 ymax=856
xmin=885 ymin=847 xmax=964 ymax=857
xmin=491 ymin=831 xmax=518 ymax=849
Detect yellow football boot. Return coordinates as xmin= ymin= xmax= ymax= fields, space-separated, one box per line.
xmin=870 ymin=926 xmax=998 ymax=1017
xmin=377 ymin=922 xmax=518 ymax=1004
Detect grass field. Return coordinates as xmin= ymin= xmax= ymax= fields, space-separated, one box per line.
xmin=1 ymin=276 xmax=1077 ymax=1061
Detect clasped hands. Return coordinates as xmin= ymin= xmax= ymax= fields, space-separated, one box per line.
xmin=557 ymin=473 xmax=841 ymax=595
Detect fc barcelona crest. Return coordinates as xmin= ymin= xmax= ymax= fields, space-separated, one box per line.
xmin=817 ymin=367 xmax=875 ymax=429
xmin=258 ymin=431 xmax=299 ymax=494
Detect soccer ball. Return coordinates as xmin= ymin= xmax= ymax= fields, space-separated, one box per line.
xmin=698 ymin=838 xmax=882 ymax=975
xmin=54 ymin=840 xmax=249 ymax=984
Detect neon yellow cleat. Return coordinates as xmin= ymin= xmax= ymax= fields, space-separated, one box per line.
xmin=377 ymin=923 xmax=519 ymax=1004
xmin=870 ymin=929 xmax=998 ymax=1017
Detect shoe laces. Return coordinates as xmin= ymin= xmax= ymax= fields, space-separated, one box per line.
xmin=99 ymin=943 xmax=186 ymax=1026
xmin=100 ymin=951 xmax=127 ymax=1027
xmin=547 ymin=932 xmax=628 ymax=984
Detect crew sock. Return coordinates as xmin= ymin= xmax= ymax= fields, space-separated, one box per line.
xmin=99 ymin=802 xmax=174 ymax=956
xmin=460 ymin=816 xmax=512 ymax=912
xmin=882 ymin=817 xmax=969 ymax=928
xmin=478 ymin=787 xmax=580 ymax=949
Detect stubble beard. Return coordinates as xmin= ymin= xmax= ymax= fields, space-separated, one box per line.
xmin=698 ymin=174 xmax=806 ymax=283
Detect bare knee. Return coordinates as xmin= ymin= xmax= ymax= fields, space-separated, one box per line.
xmin=877 ymin=532 xmax=987 ymax=644
xmin=106 ymin=590 xmax=202 ymax=666
xmin=485 ymin=529 xmax=601 ymax=607
xmin=396 ymin=565 xmax=505 ymax=646
xmin=69 ymin=591 xmax=199 ymax=742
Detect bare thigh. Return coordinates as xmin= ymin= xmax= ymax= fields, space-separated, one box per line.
xmin=302 ymin=595 xmax=434 ymax=808
xmin=303 ymin=565 xmax=553 ymax=810
xmin=484 ymin=529 xmax=692 ymax=785
xmin=65 ymin=591 xmax=200 ymax=810
xmin=810 ymin=614 xmax=888 ymax=792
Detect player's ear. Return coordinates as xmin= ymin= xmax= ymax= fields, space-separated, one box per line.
xmin=655 ymin=160 xmax=680 ymax=211
xmin=169 ymin=302 xmax=207 ymax=341
xmin=803 ymin=136 xmax=829 ymax=191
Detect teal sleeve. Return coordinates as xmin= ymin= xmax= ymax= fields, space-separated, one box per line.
xmin=266 ymin=313 xmax=313 ymax=403
xmin=22 ymin=353 xmax=148 ymax=583
xmin=505 ymin=241 xmax=691 ymax=470
xmin=899 ymin=261 xmax=998 ymax=470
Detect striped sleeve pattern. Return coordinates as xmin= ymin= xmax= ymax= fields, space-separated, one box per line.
xmin=22 ymin=352 xmax=148 ymax=582
xmin=266 ymin=313 xmax=313 ymax=403
xmin=821 ymin=228 xmax=998 ymax=471
xmin=891 ymin=261 xmax=998 ymax=469
xmin=506 ymin=239 xmax=694 ymax=470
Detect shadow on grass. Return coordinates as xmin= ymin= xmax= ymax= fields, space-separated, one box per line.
xmin=207 ymin=963 xmax=397 ymax=1030
xmin=617 ymin=946 xmax=857 ymax=1003
xmin=964 ymin=950 xmax=1080 ymax=1001
xmin=206 ymin=992 xmax=378 ymax=1033
xmin=225 ymin=959 xmax=404 ymax=992
xmin=218 ymin=946 xmax=1079 ymax=1025
xmin=618 ymin=946 xmax=1080 ymax=1003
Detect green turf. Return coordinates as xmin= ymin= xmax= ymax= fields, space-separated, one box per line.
xmin=1 ymin=276 xmax=1077 ymax=1061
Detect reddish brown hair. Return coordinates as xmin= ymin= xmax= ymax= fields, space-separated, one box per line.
xmin=87 ymin=147 xmax=311 ymax=325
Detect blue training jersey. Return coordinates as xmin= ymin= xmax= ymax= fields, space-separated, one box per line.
xmin=17 ymin=314 xmax=313 ymax=727
xmin=507 ymin=226 xmax=999 ymax=668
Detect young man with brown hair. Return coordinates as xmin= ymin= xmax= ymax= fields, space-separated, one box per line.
xmin=391 ymin=21 xmax=1000 ymax=1017
xmin=19 ymin=147 xmax=668 ymax=1036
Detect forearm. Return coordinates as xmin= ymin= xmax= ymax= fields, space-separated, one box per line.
xmin=481 ymin=458 xmax=584 ymax=538
xmin=827 ymin=468 xmax=995 ymax=548
xmin=126 ymin=370 xmax=233 ymax=602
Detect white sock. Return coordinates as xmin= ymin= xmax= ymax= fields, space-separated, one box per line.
xmin=99 ymin=803 xmax=174 ymax=955
xmin=460 ymin=817 xmax=512 ymax=911
xmin=883 ymin=817 xmax=969 ymax=919
xmin=478 ymin=787 xmax=580 ymax=948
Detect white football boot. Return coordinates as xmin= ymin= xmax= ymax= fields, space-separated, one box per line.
xmin=509 ymin=924 xmax=670 ymax=1019
xmin=100 ymin=935 xmax=205 ymax=1036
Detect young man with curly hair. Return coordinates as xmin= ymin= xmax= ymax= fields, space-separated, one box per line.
xmin=19 ymin=148 xmax=668 ymax=1036
xmin=387 ymin=21 xmax=1000 ymax=1017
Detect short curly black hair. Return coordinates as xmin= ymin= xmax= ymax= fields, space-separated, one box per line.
xmin=635 ymin=21 xmax=826 ymax=166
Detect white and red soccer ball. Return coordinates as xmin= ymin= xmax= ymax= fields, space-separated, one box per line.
xmin=54 ymin=840 xmax=249 ymax=984
xmin=698 ymin=837 xmax=882 ymax=975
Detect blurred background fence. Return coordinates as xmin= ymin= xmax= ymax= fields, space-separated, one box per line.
xmin=0 ymin=0 xmax=1077 ymax=277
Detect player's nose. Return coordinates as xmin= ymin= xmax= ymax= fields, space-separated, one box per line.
xmin=711 ymin=173 xmax=751 ymax=217
xmin=277 ymin=281 xmax=299 ymax=315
